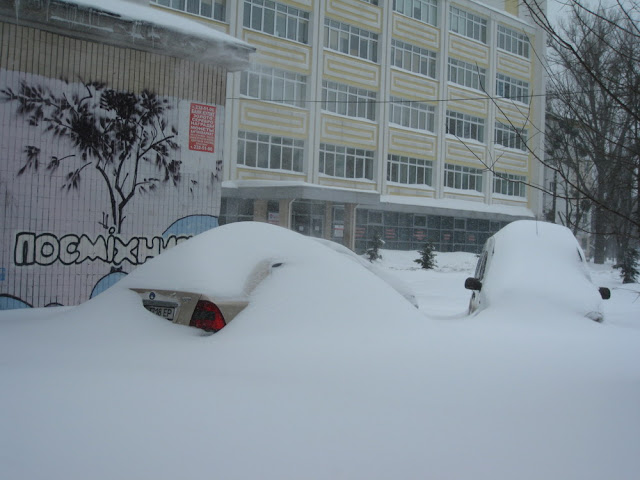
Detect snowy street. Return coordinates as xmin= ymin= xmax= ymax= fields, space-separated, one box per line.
xmin=1 ymin=223 xmax=639 ymax=480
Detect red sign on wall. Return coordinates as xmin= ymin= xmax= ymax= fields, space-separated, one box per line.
xmin=189 ymin=103 xmax=216 ymax=152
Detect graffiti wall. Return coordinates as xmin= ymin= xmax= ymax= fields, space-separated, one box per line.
xmin=0 ymin=69 xmax=224 ymax=309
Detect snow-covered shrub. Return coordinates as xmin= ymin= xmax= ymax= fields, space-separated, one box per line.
xmin=619 ymin=248 xmax=639 ymax=284
xmin=414 ymin=242 xmax=437 ymax=270
xmin=366 ymin=232 xmax=384 ymax=262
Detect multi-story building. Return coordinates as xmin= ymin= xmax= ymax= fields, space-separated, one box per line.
xmin=0 ymin=0 xmax=545 ymax=310
xmin=158 ymin=1 xmax=545 ymax=253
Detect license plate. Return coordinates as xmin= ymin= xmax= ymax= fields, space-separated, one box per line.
xmin=144 ymin=304 xmax=175 ymax=320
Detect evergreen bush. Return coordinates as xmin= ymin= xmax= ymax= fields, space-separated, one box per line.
xmin=414 ymin=242 xmax=437 ymax=270
xmin=619 ymin=248 xmax=639 ymax=284
xmin=366 ymin=232 xmax=384 ymax=262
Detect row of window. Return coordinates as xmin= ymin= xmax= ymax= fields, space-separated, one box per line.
xmin=390 ymin=43 xmax=525 ymax=99
xmin=446 ymin=113 xmax=529 ymax=150
xmin=154 ymin=0 xmax=531 ymax=61
xmin=358 ymin=209 xmax=504 ymax=232
xmin=353 ymin=208 xmax=508 ymax=253
xmin=236 ymin=131 xmax=527 ymax=197
xmin=324 ymin=13 xmax=527 ymax=63
xmin=240 ymin=63 xmax=529 ymax=112
xmin=395 ymin=1 xmax=529 ymax=61
xmin=238 ymin=68 xmax=528 ymax=146
xmin=153 ymin=0 xmax=225 ymax=21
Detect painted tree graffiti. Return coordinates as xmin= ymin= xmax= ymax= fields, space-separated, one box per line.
xmin=2 ymin=80 xmax=180 ymax=233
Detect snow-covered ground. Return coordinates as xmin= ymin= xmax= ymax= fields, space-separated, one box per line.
xmin=1 ymin=223 xmax=639 ymax=480
xmin=379 ymin=248 xmax=640 ymax=327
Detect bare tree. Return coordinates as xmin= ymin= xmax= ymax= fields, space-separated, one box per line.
xmin=521 ymin=1 xmax=640 ymax=262
xmin=544 ymin=114 xmax=595 ymax=236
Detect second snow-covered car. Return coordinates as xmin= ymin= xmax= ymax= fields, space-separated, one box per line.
xmin=464 ymin=220 xmax=610 ymax=322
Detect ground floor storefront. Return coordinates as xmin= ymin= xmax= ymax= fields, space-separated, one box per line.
xmin=220 ymin=196 xmax=521 ymax=255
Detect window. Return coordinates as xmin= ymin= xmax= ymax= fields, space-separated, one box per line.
xmin=448 ymin=57 xmax=486 ymax=91
xmin=387 ymin=154 xmax=433 ymax=186
xmin=324 ymin=18 xmax=378 ymax=62
xmin=444 ymin=163 xmax=483 ymax=192
xmin=219 ymin=198 xmax=254 ymax=224
xmin=493 ymin=172 xmax=526 ymax=197
xmin=153 ymin=0 xmax=226 ymax=21
xmin=321 ymin=81 xmax=376 ymax=121
xmin=446 ymin=110 xmax=485 ymax=142
xmin=389 ymin=97 xmax=435 ymax=132
xmin=390 ymin=39 xmax=437 ymax=78
xmin=237 ymin=131 xmax=304 ymax=172
xmin=393 ymin=0 xmax=438 ymax=26
xmin=494 ymin=121 xmax=528 ymax=151
xmin=449 ymin=6 xmax=486 ymax=43
xmin=243 ymin=0 xmax=309 ymax=44
xmin=240 ymin=65 xmax=307 ymax=108
xmin=319 ymin=143 xmax=374 ymax=180
xmin=496 ymin=73 xmax=530 ymax=103
xmin=497 ymin=25 xmax=530 ymax=58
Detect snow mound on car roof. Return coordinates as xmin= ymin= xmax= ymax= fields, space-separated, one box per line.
xmin=482 ymin=220 xmax=602 ymax=317
xmin=118 ymin=222 xmax=420 ymax=333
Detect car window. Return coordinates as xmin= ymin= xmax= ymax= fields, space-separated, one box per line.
xmin=474 ymin=251 xmax=488 ymax=279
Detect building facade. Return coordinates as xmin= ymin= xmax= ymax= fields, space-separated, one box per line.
xmin=150 ymin=0 xmax=546 ymax=252
xmin=0 ymin=0 xmax=254 ymax=309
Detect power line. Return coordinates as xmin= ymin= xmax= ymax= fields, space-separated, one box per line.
xmin=226 ymin=88 xmax=633 ymax=105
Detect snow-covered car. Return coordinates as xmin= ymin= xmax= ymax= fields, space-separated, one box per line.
xmin=127 ymin=257 xmax=281 ymax=333
xmin=120 ymin=225 xmax=419 ymax=334
xmin=464 ymin=220 xmax=610 ymax=322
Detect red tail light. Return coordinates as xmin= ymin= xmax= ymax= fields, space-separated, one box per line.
xmin=190 ymin=300 xmax=226 ymax=332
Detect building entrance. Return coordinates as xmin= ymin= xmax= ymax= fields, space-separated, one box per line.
xmin=291 ymin=201 xmax=325 ymax=238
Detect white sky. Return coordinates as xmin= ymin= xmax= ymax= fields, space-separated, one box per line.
xmin=546 ymin=0 xmax=633 ymax=26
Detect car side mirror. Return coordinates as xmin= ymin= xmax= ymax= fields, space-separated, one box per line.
xmin=599 ymin=287 xmax=611 ymax=300
xmin=465 ymin=277 xmax=482 ymax=291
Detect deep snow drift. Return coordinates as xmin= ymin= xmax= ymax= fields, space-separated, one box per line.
xmin=1 ymin=222 xmax=639 ymax=480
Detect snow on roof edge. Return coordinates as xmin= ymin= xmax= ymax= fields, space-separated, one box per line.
xmin=222 ymin=180 xmax=536 ymax=219
xmin=380 ymin=194 xmax=535 ymax=218
xmin=68 ymin=0 xmax=253 ymax=51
